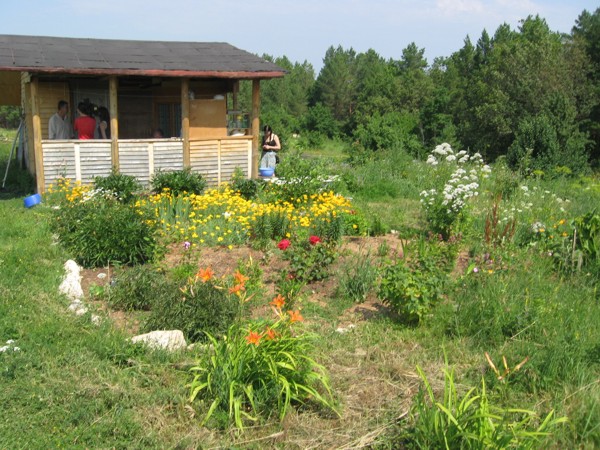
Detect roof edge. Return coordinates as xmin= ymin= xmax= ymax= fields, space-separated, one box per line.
xmin=0 ymin=66 xmax=286 ymax=79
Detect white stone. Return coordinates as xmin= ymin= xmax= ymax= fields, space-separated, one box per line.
xmin=59 ymin=260 xmax=83 ymax=301
xmin=335 ymin=324 xmax=356 ymax=334
xmin=131 ymin=330 xmax=187 ymax=352
xmin=68 ymin=300 xmax=88 ymax=316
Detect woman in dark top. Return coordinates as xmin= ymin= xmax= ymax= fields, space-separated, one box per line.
xmin=97 ymin=107 xmax=111 ymax=139
xmin=260 ymin=125 xmax=281 ymax=168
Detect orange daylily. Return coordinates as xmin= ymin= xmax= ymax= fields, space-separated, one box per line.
xmin=233 ymin=271 xmax=249 ymax=286
xmin=229 ymin=284 xmax=245 ymax=295
xmin=270 ymin=294 xmax=286 ymax=309
xmin=245 ymin=331 xmax=262 ymax=346
xmin=196 ymin=267 xmax=214 ymax=283
xmin=289 ymin=310 xmax=304 ymax=323
xmin=265 ymin=327 xmax=277 ymax=341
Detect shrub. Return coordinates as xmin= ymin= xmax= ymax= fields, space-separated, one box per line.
xmin=378 ymin=249 xmax=445 ymax=324
xmin=103 ymin=265 xmax=171 ymax=311
xmin=188 ymin=299 xmax=336 ymax=429
xmin=420 ymin=143 xmax=490 ymax=239
xmin=144 ymin=269 xmax=239 ymax=342
xmin=51 ymin=195 xmax=159 ymax=268
xmin=230 ymin=168 xmax=263 ymax=200
xmin=151 ymin=168 xmax=207 ymax=195
xmin=93 ymin=170 xmax=141 ymax=203
xmin=279 ymin=236 xmax=337 ymax=283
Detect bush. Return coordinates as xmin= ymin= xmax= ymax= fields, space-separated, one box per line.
xmin=378 ymin=247 xmax=445 ymax=324
xmin=264 ymin=148 xmax=328 ymax=201
xmin=279 ymin=235 xmax=337 ymax=283
xmin=103 ymin=265 xmax=171 ymax=311
xmin=151 ymin=168 xmax=207 ymax=195
xmin=51 ymin=196 xmax=159 ymax=268
xmin=230 ymin=168 xmax=263 ymax=200
xmin=93 ymin=170 xmax=141 ymax=203
xmin=144 ymin=270 xmax=239 ymax=342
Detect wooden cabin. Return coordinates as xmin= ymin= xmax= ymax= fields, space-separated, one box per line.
xmin=0 ymin=35 xmax=285 ymax=193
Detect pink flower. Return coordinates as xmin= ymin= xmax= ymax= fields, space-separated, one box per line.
xmin=277 ymin=239 xmax=291 ymax=250
xmin=473 ymin=267 xmax=479 ymax=273
xmin=309 ymin=235 xmax=321 ymax=245
xmin=183 ymin=241 xmax=191 ymax=250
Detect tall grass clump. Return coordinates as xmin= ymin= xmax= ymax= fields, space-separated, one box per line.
xmin=398 ymin=365 xmax=567 ymax=449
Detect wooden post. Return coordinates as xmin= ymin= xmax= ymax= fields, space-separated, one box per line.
xmin=232 ymin=80 xmax=239 ymax=111
xmin=181 ymin=78 xmax=190 ymax=168
xmin=251 ymin=79 xmax=261 ymax=178
xmin=109 ymin=76 xmax=119 ymax=170
xmin=30 ymin=77 xmax=44 ymax=194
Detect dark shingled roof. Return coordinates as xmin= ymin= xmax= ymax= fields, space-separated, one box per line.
xmin=0 ymin=35 xmax=285 ymax=79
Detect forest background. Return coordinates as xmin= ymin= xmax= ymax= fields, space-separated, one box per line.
xmin=1 ymin=9 xmax=599 ymax=175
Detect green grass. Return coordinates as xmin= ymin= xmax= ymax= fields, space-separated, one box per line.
xmin=1 ymin=135 xmax=600 ymax=447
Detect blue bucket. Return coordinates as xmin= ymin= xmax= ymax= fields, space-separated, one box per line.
xmin=259 ymin=167 xmax=275 ymax=177
xmin=24 ymin=193 xmax=41 ymax=208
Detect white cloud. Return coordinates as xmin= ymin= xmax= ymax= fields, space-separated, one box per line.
xmin=436 ymin=0 xmax=484 ymax=15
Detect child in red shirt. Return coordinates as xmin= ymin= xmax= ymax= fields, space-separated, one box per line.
xmin=74 ymin=102 xmax=97 ymax=139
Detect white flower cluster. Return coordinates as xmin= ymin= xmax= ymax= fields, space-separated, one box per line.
xmin=421 ymin=143 xmax=489 ymax=216
xmin=0 ymin=339 xmax=20 ymax=353
xmin=80 ymin=188 xmax=120 ymax=203
xmin=426 ymin=143 xmax=490 ymax=176
xmin=499 ymin=185 xmax=571 ymax=223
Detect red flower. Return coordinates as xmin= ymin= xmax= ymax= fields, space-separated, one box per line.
xmin=277 ymin=239 xmax=291 ymax=250
xmin=309 ymin=235 xmax=321 ymax=245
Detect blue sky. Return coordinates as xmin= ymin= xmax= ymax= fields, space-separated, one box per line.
xmin=2 ymin=0 xmax=597 ymax=72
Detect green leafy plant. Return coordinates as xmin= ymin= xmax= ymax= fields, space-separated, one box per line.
xmin=573 ymin=211 xmax=600 ymax=265
xmin=102 ymin=264 xmax=171 ymax=311
xmin=420 ymin=143 xmax=490 ymax=239
xmin=403 ymin=365 xmax=567 ymax=449
xmin=188 ymin=299 xmax=337 ymax=429
xmin=230 ymin=167 xmax=263 ymax=200
xmin=280 ymin=236 xmax=337 ymax=283
xmin=275 ymin=271 xmax=306 ymax=311
xmin=144 ymin=268 xmax=239 ymax=342
xmin=93 ymin=170 xmax=141 ymax=203
xmin=51 ymin=196 xmax=159 ymax=268
xmin=151 ymin=168 xmax=207 ymax=195
xmin=378 ymin=254 xmax=445 ymax=324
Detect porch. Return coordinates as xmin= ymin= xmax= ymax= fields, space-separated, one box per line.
xmin=42 ymin=136 xmax=252 ymax=189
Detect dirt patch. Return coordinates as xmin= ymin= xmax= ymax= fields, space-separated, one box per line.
xmin=77 ymin=234 xmax=406 ymax=336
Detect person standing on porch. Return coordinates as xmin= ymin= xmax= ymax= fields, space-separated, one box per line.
xmin=73 ymin=102 xmax=96 ymax=140
xmin=96 ymin=106 xmax=111 ymax=139
xmin=48 ymin=100 xmax=72 ymax=139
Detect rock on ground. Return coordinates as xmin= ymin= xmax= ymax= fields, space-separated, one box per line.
xmin=131 ymin=330 xmax=187 ymax=352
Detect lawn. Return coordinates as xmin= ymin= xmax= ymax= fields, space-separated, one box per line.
xmin=1 ymin=132 xmax=599 ymax=448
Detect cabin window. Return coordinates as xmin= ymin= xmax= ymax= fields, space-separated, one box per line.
xmin=157 ymin=103 xmax=182 ymax=138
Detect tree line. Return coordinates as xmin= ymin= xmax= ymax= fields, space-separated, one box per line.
xmin=244 ymin=8 xmax=600 ymax=173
